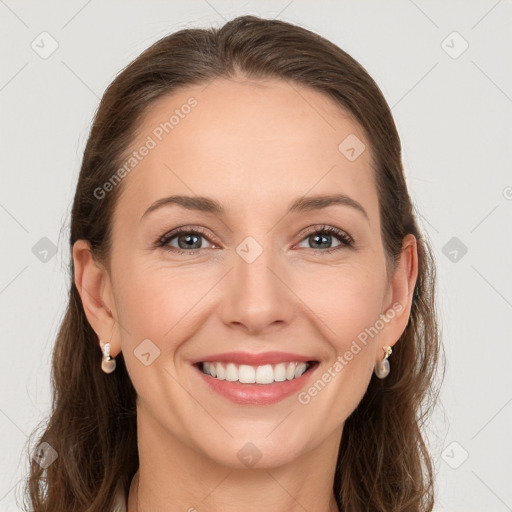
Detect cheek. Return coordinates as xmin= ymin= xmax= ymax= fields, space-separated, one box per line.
xmin=295 ymin=265 xmax=385 ymax=392
xmin=109 ymin=251 xmax=174 ymax=350
xmin=114 ymin=249 xmax=387 ymax=353
xmin=297 ymin=264 xmax=387 ymax=348
xmin=111 ymin=255 xmax=217 ymax=369
xmin=293 ymin=269 xmax=386 ymax=429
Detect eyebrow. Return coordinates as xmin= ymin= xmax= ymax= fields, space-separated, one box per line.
xmin=140 ymin=193 xmax=369 ymax=222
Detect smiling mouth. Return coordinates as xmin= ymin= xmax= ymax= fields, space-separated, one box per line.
xmin=194 ymin=360 xmax=318 ymax=385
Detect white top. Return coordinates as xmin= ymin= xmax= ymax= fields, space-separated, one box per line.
xmin=111 ymin=477 xmax=128 ymax=512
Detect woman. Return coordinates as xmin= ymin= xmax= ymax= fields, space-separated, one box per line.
xmin=24 ymin=15 xmax=442 ymax=512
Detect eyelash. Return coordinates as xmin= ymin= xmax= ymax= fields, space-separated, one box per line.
xmin=156 ymin=225 xmax=354 ymax=256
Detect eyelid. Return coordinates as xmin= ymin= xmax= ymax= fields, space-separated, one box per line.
xmin=156 ymin=224 xmax=355 ymax=255
xmin=156 ymin=225 xmax=219 ymax=253
xmin=157 ymin=225 xmax=215 ymax=244
xmin=297 ymin=224 xmax=354 ymax=245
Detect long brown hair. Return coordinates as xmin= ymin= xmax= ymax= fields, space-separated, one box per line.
xmin=22 ymin=15 xmax=442 ymax=511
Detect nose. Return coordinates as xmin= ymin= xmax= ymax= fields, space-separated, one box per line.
xmin=219 ymin=243 xmax=296 ymax=335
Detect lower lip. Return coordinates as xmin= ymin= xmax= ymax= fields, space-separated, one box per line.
xmin=193 ymin=362 xmax=319 ymax=405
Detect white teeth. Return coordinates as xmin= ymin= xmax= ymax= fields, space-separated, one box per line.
xmin=238 ymin=364 xmax=255 ymax=383
xmin=285 ymin=362 xmax=296 ymax=380
xmin=255 ymin=364 xmax=274 ymax=384
xmin=295 ymin=362 xmax=308 ymax=378
xmin=216 ymin=363 xmax=225 ymax=380
xmin=273 ymin=363 xmax=287 ymax=382
xmin=200 ymin=361 xmax=311 ymax=384
xmin=225 ymin=363 xmax=238 ymax=382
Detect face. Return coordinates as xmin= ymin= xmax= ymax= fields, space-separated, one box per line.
xmin=88 ymin=77 xmax=413 ymax=469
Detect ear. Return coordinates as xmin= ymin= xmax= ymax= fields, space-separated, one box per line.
xmin=72 ymin=239 xmax=121 ymax=357
xmin=378 ymin=233 xmax=419 ymax=357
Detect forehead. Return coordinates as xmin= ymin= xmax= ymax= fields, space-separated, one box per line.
xmin=115 ymin=77 xmax=378 ymax=223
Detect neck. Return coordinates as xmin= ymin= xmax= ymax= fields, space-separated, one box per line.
xmin=127 ymin=408 xmax=342 ymax=512
xmin=129 ymin=470 xmax=340 ymax=512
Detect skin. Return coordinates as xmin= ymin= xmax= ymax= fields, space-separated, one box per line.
xmin=73 ymin=76 xmax=418 ymax=512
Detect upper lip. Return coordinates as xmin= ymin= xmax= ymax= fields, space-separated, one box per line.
xmin=191 ymin=351 xmax=317 ymax=366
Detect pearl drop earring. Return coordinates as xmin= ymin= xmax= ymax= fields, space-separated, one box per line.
xmin=100 ymin=341 xmax=116 ymax=374
xmin=100 ymin=321 xmax=116 ymax=374
xmin=374 ymin=345 xmax=392 ymax=379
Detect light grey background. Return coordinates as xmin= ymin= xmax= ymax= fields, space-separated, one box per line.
xmin=1 ymin=1 xmax=511 ymax=511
